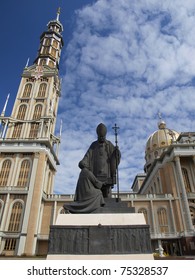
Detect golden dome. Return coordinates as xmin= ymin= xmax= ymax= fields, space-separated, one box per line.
xmin=144 ymin=120 xmax=179 ymax=172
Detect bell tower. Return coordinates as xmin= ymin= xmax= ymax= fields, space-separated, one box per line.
xmin=0 ymin=9 xmax=63 ymax=256
xmin=4 ymin=7 xmax=63 ymax=145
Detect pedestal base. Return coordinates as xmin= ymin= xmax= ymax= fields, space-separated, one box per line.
xmin=47 ymin=214 xmax=153 ymax=260
xmin=47 ymin=254 xmax=153 ymax=260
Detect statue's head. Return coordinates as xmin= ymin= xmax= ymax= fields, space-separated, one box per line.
xmin=96 ymin=123 xmax=107 ymax=143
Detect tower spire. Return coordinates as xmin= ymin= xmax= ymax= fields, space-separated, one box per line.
xmin=56 ymin=7 xmax=61 ymax=21
xmin=1 ymin=94 xmax=10 ymax=117
xmin=33 ymin=8 xmax=64 ymax=69
xmin=25 ymin=57 xmax=30 ymax=68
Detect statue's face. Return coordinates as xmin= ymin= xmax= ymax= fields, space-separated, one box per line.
xmin=98 ymin=134 xmax=106 ymax=143
xmin=96 ymin=123 xmax=107 ymax=143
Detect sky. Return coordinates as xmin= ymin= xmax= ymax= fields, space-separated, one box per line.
xmin=1 ymin=0 xmax=195 ymax=194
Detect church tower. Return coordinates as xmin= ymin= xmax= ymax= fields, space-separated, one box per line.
xmin=0 ymin=9 xmax=63 ymax=256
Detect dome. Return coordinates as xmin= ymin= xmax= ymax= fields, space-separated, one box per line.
xmin=144 ymin=120 xmax=180 ymax=172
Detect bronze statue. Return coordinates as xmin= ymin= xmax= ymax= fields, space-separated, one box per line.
xmin=63 ymin=123 xmax=120 ymax=213
xmin=79 ymin=123 xmax=120 ymax=197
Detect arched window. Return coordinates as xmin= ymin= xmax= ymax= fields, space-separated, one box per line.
xmin=138 ymin=208 xmax=148 ymax=224
xmin=49 ymin=60 xmax=55 ymax=68
xmin=40 ymin=59 xmax=46 ymax=66
xmin=29 ymin=104 xmax=42 ymax=138
xmin=17 ymin=104 xmax=27 ymax=120
xmin=45 ymin=38 xmax=51 ymax=46
xmin=12 ymin=105 xmax=27 ymax=138
xmin=42 ymin=47 xmax=49 ymax=55
xmin=8 ymin=201 xmax=23 ymax=232
xmin=37 ymin=83 xmax=47 ymax=97
xmin=51 ymin=47 xmax=57 ymax=57
xmin=23 ymin=83 xmax=32 ymax=97
xmin=32 ymin=104 xmax=42 ymax=120
xmin=0 ymin=159 xmax=12 ymax=186
xmin=17 ymin=160 xmax=31 ymax=187
xmin=182 ymin=168 xmax=191 ymax=193
xmin=12 ymin=124 xmax=23 ymax=139
xmin=29 ymin=123 xmax=39 ymax=138
xmin=157 ymin=208 xmax=169 ymax=233
xmin=53 ymin=40 xmax=58 ymax=48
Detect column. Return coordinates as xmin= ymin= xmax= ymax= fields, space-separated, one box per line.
xmin=169 ymin=199 xmax=176 ymax=233
xmin=10 ymin=154 xmax=20 ymax=186
xmin=174 ymin=156 xmax=193 ymax=231
xmin=149 ymin=199 xmax=155 ymax=234
xmin=52 ymin=200 xmax=57 ymax=225
xmin=17 ymin=153 xmax=39 ymax=255
xmin=2 ymin=119 xmax=9 ymax=138
xmin=191 ymin=156 xmax=195 ymax=192
xmin=0 ymin=193 xmax=10 ymax=253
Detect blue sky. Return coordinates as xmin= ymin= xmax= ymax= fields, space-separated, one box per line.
xmin=1 ymin=0 xmax=195 ymax=194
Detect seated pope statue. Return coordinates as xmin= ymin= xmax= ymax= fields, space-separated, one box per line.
xmin=63 ymin=123 xmax=120 ymax=213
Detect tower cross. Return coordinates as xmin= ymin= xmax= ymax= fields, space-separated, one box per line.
xmin=112 ymin=123 xmax=120 ymax=147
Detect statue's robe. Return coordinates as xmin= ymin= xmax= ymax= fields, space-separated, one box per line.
xmin=79 ymin=139 xmax=120 ymax=186
xmin=63 ymin=168 xmax=105 ymax=213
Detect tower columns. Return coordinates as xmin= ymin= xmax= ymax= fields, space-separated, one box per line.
xmin=174 ymin=156 xmax=194 ymax=232
xmin=23 ymin=152 xmax=47 ymax=255
xmin=0 ymin=194 xmax=10 ymax=253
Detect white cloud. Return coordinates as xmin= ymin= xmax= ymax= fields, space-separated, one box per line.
xmin=54 ymin=0 xmax=195 ymax=194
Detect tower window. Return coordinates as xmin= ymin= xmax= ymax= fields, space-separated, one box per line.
xmin=53 ymin=40 xmax=58 ymax=48
xmin=32 ymin=104 xmax=42 ymax=120
xmin=40 ymin=59 xmax=46 ymax=66
xmin=45 ymin=38 xmax=51 ymax=46
xmin=51 ymin=47 xmax=57 ymax=58
xmin=42 ymin=47 xmax=49 ymax=55
xmin=29 ymin=123 xmax=39 ymax=138
xmin=0 ymin=159 xmax=12 ymax=186
xmin=49 ymin=61 xmax=55 ymax=68
xmin=8 ymin=201 xmax=23 ymax=232
xmin=12 ymin=105 xmax=27 ymax=138
xmin=29 ymin=104 xmax=43 ymax=138
xmin=23 ymin=83 xmax=32 ymax=97
xmin=37 ymin=83 xmax=47 ymax=97
xmin=17 ymin=104 xmax=27 ymax=120
xmin=12 ymin=124 xmax=23 ymax=139
xmin=17 ymin=160 xmax=31 ymax=187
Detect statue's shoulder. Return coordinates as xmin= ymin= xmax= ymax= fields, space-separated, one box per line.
xmin=105 ymin=139 xmax=115 ymax=147
xmin=89 ymin=140 xmax=98 ymax=149
xmin=82 ymin=141 xmax=98 ymax=156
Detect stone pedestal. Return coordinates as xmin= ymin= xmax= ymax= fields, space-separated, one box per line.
xmin=47 ymin=213 xmax=153 ymax=260
xmin=93 ymin=198 xmax=135 ymax=213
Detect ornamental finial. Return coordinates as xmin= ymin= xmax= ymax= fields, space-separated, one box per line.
xmin=56 ymin=7 xmax=61 ymax=21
